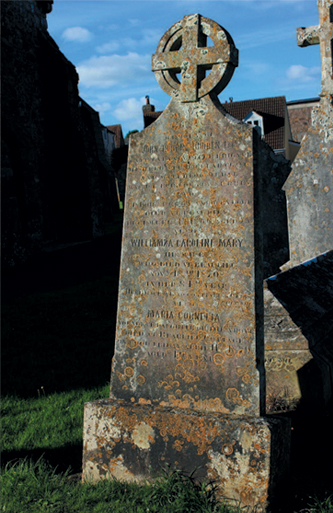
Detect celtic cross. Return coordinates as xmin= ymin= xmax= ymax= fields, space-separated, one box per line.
xmin=152 ymin=14 xmax=238 ymax=102
xmin=297 ymin=0 xmax=333 ymax=98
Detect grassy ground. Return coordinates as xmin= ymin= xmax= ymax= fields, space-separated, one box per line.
xmin=1 ymin=457 xmax=242 ymax=513
xmin=1 ymin=217 xmax=333 ymax=512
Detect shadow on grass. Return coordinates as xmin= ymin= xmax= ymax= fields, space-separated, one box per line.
xmin=1 ymin=444 xmax=83 ymax=475
xmin=2 ymin=225 xmax=122 ymax=399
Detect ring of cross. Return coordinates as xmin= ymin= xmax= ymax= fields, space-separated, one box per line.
xmin=152 ymin=14 xmax=238 ymax=103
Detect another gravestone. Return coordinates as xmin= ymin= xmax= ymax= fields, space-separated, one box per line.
xmin=283 ymin=0 xmax=333 ymax=267
xmin=83 ymin=15 xmax=290 ymax=510
xmin=264 ymin=0 xmax=333 ymax=413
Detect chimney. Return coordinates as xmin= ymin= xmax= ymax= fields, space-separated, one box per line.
xmin=142 ymin=95 xmax=155 ymax=114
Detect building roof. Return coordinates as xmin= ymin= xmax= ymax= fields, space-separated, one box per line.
xmin=222 ymin=96 xmax=286 ymax=151
xmin=106 ymin=124 xmax=125 ymax=148
xmin=286 ymin=97 xmax=320 ymax=143
xmin=142 ymin=95 xmax=293 ymax=152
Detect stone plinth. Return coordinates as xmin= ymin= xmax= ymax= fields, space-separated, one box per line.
xmin=265 ymin=250 xmax=333 ymax=413
xmin=83 ymin=400 xmax=290 ymax=510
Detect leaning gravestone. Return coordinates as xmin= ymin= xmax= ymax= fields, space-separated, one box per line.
xmin=283 ymin=0 xmax=333 ymax=267
xmin=264 ymin=0 xmax=333 ymax=413
xmin=83 ymin=14 xmax=290 ymax=510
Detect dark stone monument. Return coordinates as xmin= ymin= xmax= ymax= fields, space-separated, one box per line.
xmin=83 ymin=14 xmax=290 ymax=510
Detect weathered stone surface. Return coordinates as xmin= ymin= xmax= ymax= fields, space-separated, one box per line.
xmin=110 ymin=93 xmax=264 ymax=416
xmin=83 ymin=14 xmax=290 ymax=508
xmin=83 ymin=399 xmax=290 ymax=511
xmin=297 ymin=0 xmax=332 ymax=99
xmin=108 ymin=14 xmax=266 ymax=417
xmin=265 ymin=250 xmax=333 ymax=413
xmin=284 ymin=0 xmax=333 ymax=268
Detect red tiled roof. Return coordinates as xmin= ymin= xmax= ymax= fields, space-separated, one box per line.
xmin=142 ymin=96 xmax=288 ymax=152
xmin=222 ymin=96 xmax=286 ymax=151
xmin=106 ymin=124 xmax=125 ymax=148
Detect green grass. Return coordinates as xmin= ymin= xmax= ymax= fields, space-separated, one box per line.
xmin=1 ymin=459 xmax=237 ymax=513
xmin=305 ymin=496 xmax=333 ymax=513
xmin=1 ymin=386 xmax=109 ymax=454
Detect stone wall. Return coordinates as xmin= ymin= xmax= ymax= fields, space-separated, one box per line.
xmin=1 ymin=0 xmax=115 ymax=267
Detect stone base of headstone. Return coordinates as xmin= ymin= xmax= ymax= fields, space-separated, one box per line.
xmin=265 ymin=250 xmax=333 ymax=414
xmin=83 ymin=399 xmax=290 ymax=511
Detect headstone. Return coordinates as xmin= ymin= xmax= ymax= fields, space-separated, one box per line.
xmin=264 ymin=0 xmax=333 ymax=413
xmin=83 ymin=14 xmax=290 ymax=510
xmin=283 ymin=0 xmax=333 ymax=267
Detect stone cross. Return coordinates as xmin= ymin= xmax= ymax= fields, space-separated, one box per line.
xmin=297 ymin=0 xmax=333 ymax=98
xmin=83 ymin=14 xmax=291 ymax=510
xmin=152 ymin=14 xmax=238 ymax=102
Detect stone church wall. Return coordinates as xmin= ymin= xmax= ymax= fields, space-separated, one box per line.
xmin=1 ymin=0 xmax=114 ymax=267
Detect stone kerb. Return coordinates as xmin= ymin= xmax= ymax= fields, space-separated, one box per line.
xmin=83 ymin=14 xmax=291 ymax=511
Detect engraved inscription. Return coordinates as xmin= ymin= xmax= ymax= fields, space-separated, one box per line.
xmin=111 ymin=92 xmax=259 ymax=415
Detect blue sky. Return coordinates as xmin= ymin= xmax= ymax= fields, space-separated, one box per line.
xmin=47 ymin=0 xmax=321 ymax=135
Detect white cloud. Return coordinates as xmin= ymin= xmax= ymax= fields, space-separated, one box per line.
xmin=286 ymin=64 xmax=320 ymax=83
xmin=114 ymin=97 xmax=145 ymax=123
xmin=96 ymin=41 xmax=120 ymax=54
xmin=93 ymin=102 xmax=111 ymax=114
xmin=243 ymin=61 xmax=270 ymax=76
xmin=77 ymin=53 xmax=151 ymax=88
xmin=62 ymin=27 xmax=93 ymax=43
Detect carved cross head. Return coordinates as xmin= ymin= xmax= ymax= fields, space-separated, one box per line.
xmin=297 ymin=0 xmax=333 ymax=97
xmin=152 ymin=14 xmax=238 ymax=103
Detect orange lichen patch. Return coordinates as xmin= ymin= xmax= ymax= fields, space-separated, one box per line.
xmin=140 ymin=360 xmax=148 ymax=366
xmin=173 ymin=439 xmax=184 ymax=452
xmin=116 ymin=371 xmax=126 ymax=382
xmin=126 ymin=338 xmax=137 ymax=349
xmin=222 ymin=443 xmax=234 ymax=455
xmin=138 ymin=398 xmax=151 ymax=404
xmin=226 ymin=388 xmax=240 ymax=403
xmin=213 ymin=353 xmax=225 ymax=365
xmin=124 ymin=367 xmax=134 ymax=377
xmin=158 ymin=374 xmax=180 ymax=390
xmin=136 ymin=375 xmax=146 ymax=385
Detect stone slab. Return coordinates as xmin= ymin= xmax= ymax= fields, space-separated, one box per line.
xmin=110 ymin=94 xmax=264 ymax=416
xmin=83 ymin=398 xmax=291 ymax=511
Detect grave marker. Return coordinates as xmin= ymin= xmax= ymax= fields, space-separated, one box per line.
xmin=283 ymin=0 xmax=333 ymax=267
xmin=265 ymin=0 xmax=333 ymax=413
xmin=83 ymin=14 xmax=290 ymax=510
